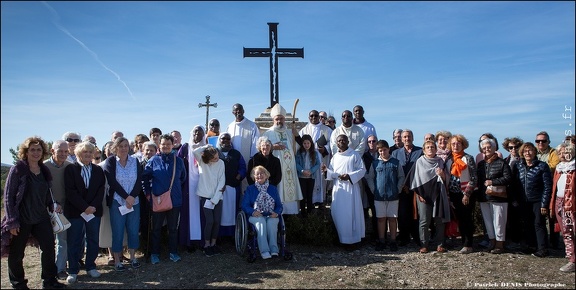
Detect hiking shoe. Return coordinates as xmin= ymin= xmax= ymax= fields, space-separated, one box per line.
xmin=419 ymin=247 xmax=428 ymax=254
xmin=271 ymin=252 xmax=279 ymax=257
xmin=150 ymin=254 xmax=160 ymax=265
xmin=436 ymin=245 xmax=447 ymax=253
xmin=87 ymin=269 xmax=101 ymax=278
xmin=204 ymin=246 xmax=215 ymax=257
xmin=559 ymin=262 xmax=575 ymax=272
xmin=66 ymin=274 xmax=77 ymax=284
xmin=115 ymin=264 xmax=126 ymax=272
xmin=389 ymin=242 xmax=398 ymax=252
xmin=56 ymin=271 xmax=68 ymax=280
xmin=131 ymin=259 xmax=141 ymax=269
xmin=532 ymin=250 xmax=548 ymax=258
xmin=42 ymin=279 xmax=66 ymax=289
xmin=261 ymin=252 xmax=272 ymax=259
xmin=490 ymin=248 xmax=504 ymax=254
xmin=169 ymin=253 xmax=181 ymax=262
xmin=459 ymin=247 xmax=473 ymax=254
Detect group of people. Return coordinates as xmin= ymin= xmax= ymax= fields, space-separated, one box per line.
xmin=1 ymin=103 xmax=576 ymax=289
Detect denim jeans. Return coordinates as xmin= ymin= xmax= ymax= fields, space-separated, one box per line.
xmin=67 ymin=216 xmax=101 ymax=274
xmin=55 ymin=230 xmax=67 ymax=273
xmin=249 ymin=216 xmax=279 ymax=254
xmin=151 ymin=206 xmax=181 ymax=255
xmin=110 ymin=200 xmax=140 ymax=252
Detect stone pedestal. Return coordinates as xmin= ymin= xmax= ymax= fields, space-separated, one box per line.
xmin=254 ymin=108 xmax=307 ymax=135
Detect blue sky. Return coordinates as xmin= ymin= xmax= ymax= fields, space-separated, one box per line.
xmin=1 ymin=1 xmax=574 ymax=165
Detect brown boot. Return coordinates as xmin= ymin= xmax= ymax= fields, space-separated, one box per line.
xmin=491 ymin=241 xmax=504 ymax=254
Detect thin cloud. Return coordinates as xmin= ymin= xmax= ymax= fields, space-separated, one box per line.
xmin=41 ymin=1 xmax=135 ymax=100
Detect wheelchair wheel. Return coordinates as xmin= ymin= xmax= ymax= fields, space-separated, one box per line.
xmin=278 ymin=214 xmax=293 ymax=261
xmin=235 ymin=211 xmax=248 ymax=256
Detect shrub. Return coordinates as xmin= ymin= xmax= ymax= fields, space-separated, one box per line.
xmin=284 ymin=211 xmax=339 ymax=247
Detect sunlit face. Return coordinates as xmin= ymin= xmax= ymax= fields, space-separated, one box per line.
xmin=451 ymin=138 xmax=464 ymax=153
xmin=401 ymin=131 xmax=413 ymax=148
xmin=367 ymin=137 xmax=377 ymax=151
xmin=116 ymin=140 xmax=130 ymax=159
xmin=393 ymin=132 xmax=403 ymax=147
xmin=209 ymin=120 xmax=220 ymax=133
xmin=27 ymin=144 xmax=44 ymax=163
xmin=273 ymin=115 xmax=285 ymax=127
xmin=160 ymin=138 xmax=174 ymax=154
xmin=66 ymin=134 xmax=80 ymax=154
xmin=219 ymin=134 xmax=231 ymax=148
xmin=144 ymin=145 xmax=157 ymax=159
xmin=353 ymin=106 xmax=364 ymax=120
xmin=481 ymin=142 xmax=495 ymax=158
xmin=171 ymin=131 xmax=182 ymax=146
xmin=232 ymin=104 xmax=244 ymax=121
xmin=336 ymin=135 xmax=349 ymax=152
xmin=425 ymin=134 xmax=435 ymax=143
xmin=424 ymin=143 xmax=437 ymax=158
xmin=254 ymin=169 xmax=269 ymax=184
xmin=111 ymin=131 xmax=123 ymax=141
xmin=52 ymin=143 xmax=69 ymax=164
xmin=210 ymin=153 xmax=220 ymax=163
xmin=535 ymin=134 xmax=549 ymax=151
xmin=378 ymin=146 xmax=390 ymax=159
xmin=151 ymin=133 xmax=161 ymax=145
xmin=522 ymin=147 xmax=536 ymax=162
xmin=308 ymin=111 xmax=320 ymax=125
xmin=193 ymin=128 xmax=205 ymax=144
xmin=260 ymin=141 xmax=272 ymax=156
xmin=507 ymin=143 xmax=520 ymax=157
xmin=303 ymin=139 xmax=312 ymax=150
xmin=437 ymin=135 xmax=449 ymax=150
xmin=341 ymin=111 xmax=353 ymax=127
xmin=79 ymin=148 xmax=94 ymax=165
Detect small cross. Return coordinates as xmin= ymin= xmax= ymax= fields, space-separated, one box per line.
xmin=198 ymin=95 xmax=217 ymax=129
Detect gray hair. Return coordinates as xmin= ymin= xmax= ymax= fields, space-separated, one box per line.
xmin=556 ymin=142 xmax=575 ymax=161
xmin=480 ymin=138 xmax=497 ymax=149
xmin=74 ymin=141 xmax=95 ymax=157
xmin=52 ymin=139 xmax=68 ymax=150
xmin=256 ymin=136 xmax=272 ymax=150
xmin=393 ymin=129 xmax=403 ymax=136
xmin=62 ymin=131 xmax=81 ymax=140
xmin=143 ymin=140 xmax=158 ymax=150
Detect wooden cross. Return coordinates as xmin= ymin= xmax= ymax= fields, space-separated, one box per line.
xmin=198 ymin=95 xmax=217 ymax=129
xmin=244 ymin=22 xmax=304 ymax=109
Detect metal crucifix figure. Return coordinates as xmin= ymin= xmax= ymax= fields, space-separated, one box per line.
xmin=198 ymin=95 xmax=217 ymax=129
xmin=243 ymin=22 xmax=304 ymax=109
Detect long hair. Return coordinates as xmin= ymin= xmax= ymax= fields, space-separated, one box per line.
xmin=299 ymin=134 xmax=317 ymax=167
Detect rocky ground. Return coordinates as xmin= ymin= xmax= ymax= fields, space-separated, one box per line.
xmin=2 ymin=236 xmax=575 ymax=289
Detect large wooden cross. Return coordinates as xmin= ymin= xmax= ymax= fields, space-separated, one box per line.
xmin=198 ymin=95 xmax=217 ymax=129
xmin=244 ymin=22 xmax=304 ymax=109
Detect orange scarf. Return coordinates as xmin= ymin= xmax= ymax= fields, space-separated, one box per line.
xmin=451 ymin=151 xmax=467 ymax=177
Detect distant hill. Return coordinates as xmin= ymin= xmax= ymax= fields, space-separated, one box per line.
xmin=1 ymin=163 xmax=12 ymax=168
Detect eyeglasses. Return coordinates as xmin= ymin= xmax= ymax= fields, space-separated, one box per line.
xmin=309 ymin=114 xmax=319 ymax=117
xmin=535 ymin=140 xmax=547 ymax=144
xmin=319 ymin=116 xmax=327 ymax=119
xmin=508 ymin=146 xmax=519 ymax=150
xmin=66 ymin=138 xmax=80 ymax=143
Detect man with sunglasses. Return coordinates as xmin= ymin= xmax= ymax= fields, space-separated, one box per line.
xmin=62 ymin=132 xmax=82 ymax=163
xmin=535 ymin=131 xmax=561 ymax=250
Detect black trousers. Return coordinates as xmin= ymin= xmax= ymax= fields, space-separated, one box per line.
xmin=299 ymin=178 xmax=315 ymax=215
xmin=8 ymin=218 xmax=57 ymax=287
xmin=450 ymin=192 xmax=476 ymax=247
xmin=397 ymin=190 xmax=420 ymax=244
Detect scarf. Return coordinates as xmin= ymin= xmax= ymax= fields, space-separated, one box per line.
xmin=436 ymin=148 xmax=451 ymax=161
xmin=484 ymin=153 xmax=499 ymax=164
xmin=451 ymin=151 xmax=467 ymax=177
xmin=254 ymin=180 xmax=275 ymax=214
xmin=410 ymin=156 xmax=450 ymax=222
xmin=556 ymin=160 xmax=575 ymax=173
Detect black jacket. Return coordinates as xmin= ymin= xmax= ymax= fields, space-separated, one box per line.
xmin=513 ymin=159 xmax=552 ymax=208
xmin=477 ymin=157 xmax=512 ymax=203
xmin=102 ymin=156 xmax=143 ymax=207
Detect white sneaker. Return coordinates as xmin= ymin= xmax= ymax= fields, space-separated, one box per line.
xmin=560 ymin=262 xmax=575 ymax=272
xmin=261 ymin=252 xmax=272 ymax=259
xmin=87 ymin=269 xmax=101 ymax=278
xmin=66 ymin=274 xmax=77 ymax=284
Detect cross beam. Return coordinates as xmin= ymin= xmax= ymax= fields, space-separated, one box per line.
xmin=198 ymin=95 xmax=217 ymax=129
xmin=244 ymin=22 xmax=304 ymax=109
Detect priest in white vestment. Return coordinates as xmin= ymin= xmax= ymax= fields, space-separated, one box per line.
xmin=324 ymin=134 xmax=366 ymax=244
xmin=330 ymin=110 xmax=365 ymax=155
xmin=262 ymin=103 xmax=303 ymax=214
xmin=226 ymin=103 xmax=260 ymax=193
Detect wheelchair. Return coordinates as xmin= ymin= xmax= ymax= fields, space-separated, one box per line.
xmin=235 ymin=211 xmax=293 ymax=262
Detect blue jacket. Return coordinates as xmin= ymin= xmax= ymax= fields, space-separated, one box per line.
xmin=514 ymin=159 xmax=552 ymax=208
xmin=142 ymin=152 xmax=187 ymax=208
xmin=242 ymin=183 xmax=283 ymax=216
xmin=372 ymin=158 xmax=405 ymax=201
xmin=295 ymin=150 xmax=321 ymax=179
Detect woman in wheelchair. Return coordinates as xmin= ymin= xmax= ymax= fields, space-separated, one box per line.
xmin=241 ymin=166 xmax=283 ymax=259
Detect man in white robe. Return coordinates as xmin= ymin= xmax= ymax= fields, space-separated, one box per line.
xmin=330 ymin=110 xmax=365 ymax=155
xmin=299 ymin=109 xmax=333 ymax=205
xmin=324 ymin=134 xmax=366 ymax=244
xmin=263 ymin=103 xmax=303 ymax=214
xmin=226 ymin=103 xmax=260 ymax=193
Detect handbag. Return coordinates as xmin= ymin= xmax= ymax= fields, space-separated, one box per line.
xmin=152 ymin=155 xmax=176 ymax=213
xmin=486 ymin=185 xmax=507 ymax=198
xmin=445 ymin=208 xmax=460 ymax=238
xmin=49 ymin=189 xmax=71 ymax=234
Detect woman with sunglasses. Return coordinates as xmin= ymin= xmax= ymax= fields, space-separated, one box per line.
xmin=502 ymin=137 xmax=524 ymax=249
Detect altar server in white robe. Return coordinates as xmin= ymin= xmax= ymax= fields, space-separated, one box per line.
xmin=263 ymin=103 xmax=303 ymax=214
xmin=323 ymin=134 xmax=366 ymax=244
